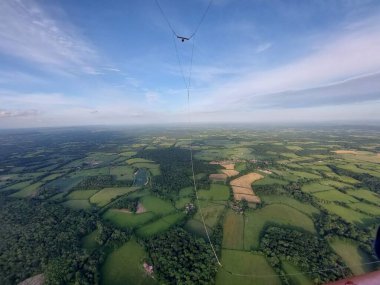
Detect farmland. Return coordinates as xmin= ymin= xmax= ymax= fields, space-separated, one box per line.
xmin=1 ymin=126 xmax=379 ymax=285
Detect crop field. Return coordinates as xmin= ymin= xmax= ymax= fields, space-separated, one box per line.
xmin=346 ymin=189 xmax=380 ymax=204
xmin=103 ymin=210 xmax=156 ymax=229
xmin=175 ymin=197 xmax=192 ymax=209
xmin=184 ymin=219 xmax=208 ymax=238
xmin=198 ymin=184 xmax=230 ymax=201
xmin=136 ymin=212 xmax=185 ymax=237
xmin=127 ymin=158 xmax=154 ymax=164
xmin=215 ymin=250 xmax=281 ymax=285
xmin=230 ymin=172 xmax=263 ymax=202
xmin=349 ymin=202 xmax=380 ymax=216
xmin=312 ymin=189 xmax=359 ymax=203
xmin=110 ymin=166 xmax=134 ymax=180
xmin=289 ymin=170 xmax=321 ymax=179
xmin=329 ymin=238 xmax=374 ymax=275
xmin=90 ymin=187 xmax=138 ymax=207
xmin=301 ymin=182 xmax=336 ymax=193
xmin=320 ymin=179 xmax=354 ymax=189
xmin=260 ymin=195 xmax=319 ymax=216
xmin=132 ymin=163 xmax=161 ymax=176
xmin=101 ymin=239 xmax=156 ymax=285
xmin=222 ymin=210 xmax=244 ymax=250
xmin=141 ymin=195 xmax=175 ymax=215
xmin=63 ymin=199 xmax=92 ymax=210
xmin=193 ymin=200 xmax=225 ymax=229
xmin=321 ymin=203 xmax=372 ymax=224
xmin=282 ymin=261 xmax=313 ymax=285
xmin=178 ymin=186 xmax=193 ymax=197
xmin=10 ymin=182 xmax=43 ymax=197
xmin=66 ymin=189 xmax=98 ymax=200
xmin=253 ymin=175 xmax=288 ymax=186
xmin=244 ymin=204 xmax=316 ymax=249
xmin=82 ymin=229 xmax=100 ymax=252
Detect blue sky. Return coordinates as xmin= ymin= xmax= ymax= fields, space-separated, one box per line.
xmin=1 ymin=0 xmax=380 ymax=128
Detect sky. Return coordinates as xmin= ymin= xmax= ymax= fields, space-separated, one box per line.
xmin=1 ymin=0 xmax=380 ymax=128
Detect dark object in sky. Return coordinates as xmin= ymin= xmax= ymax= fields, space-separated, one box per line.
xmin=177 ymin=35 xmax=190 ymax=42
xmin=375 ymin=226 xmax=380 ymax=259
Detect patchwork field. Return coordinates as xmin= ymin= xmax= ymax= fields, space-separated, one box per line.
xmin=222 ymin=210 xmax=244 ymax=250
xmin=90 ymin=187 xmax=138 ymax=207
xmin=329 ymin=238 xmax=374 ymax=275
xmin=103 ymin=210 xmax=156 ymax=229
xmin=321 ymin=203 xmax=372 ymax=224
xmin=136 ymin=212 xmax=186 ymax=237
xmin=282 ymin=261 xmax=313 ymax=285
xmin=101 ymin=239 xmax=156 ymax=285
xmin=244 ymin=204 xmax=316 ymax=249
xmin=230 ymin=172 xmax=263 ymax=202
xmin=215 ymin=250 xmax=281 ymax=285
xmin=198 ymin=184 xmax=230 ymax=201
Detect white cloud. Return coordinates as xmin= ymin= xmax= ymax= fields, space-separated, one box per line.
xmin=192 ymin=13 xmax=380 ymax=112
xmin=0 ymin=0 xmax=99 ymax=75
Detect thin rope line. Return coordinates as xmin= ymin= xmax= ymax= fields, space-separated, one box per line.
xmin=189 ymin=0 xmax=214 ymax=39
xmin=154 ymin=0 xmax=178 ymax=36
xmin=155 ymin=0 xmax=213 ymax=39
xmin=221 ymin=260 xmax=380 ymax=278
xmin=172 ymin=33 xmax=189 ymax=89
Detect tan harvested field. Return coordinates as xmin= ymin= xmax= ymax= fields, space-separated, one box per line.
xmin=209 ymin=173 xmax=227 ymax=181
xmin=116 ymin=202 xmax=146 ymax=214
xmin=234 ymin=193 xmax=261 ymax=203
xmin=222 ymin=169 xmax=239 ymax=177
xmin=222 ymin=163 xmax=235 ymax=170
xmin=19 ymin=274 xmax=45 ymax=285
xmin=333 ymin=150 xmax=358 ymax=154
xmin=231 ymin=173 xmax=263 ymax=203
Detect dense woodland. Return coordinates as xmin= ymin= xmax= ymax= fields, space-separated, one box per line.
xmin=147 ymin=228 xmax=218 ymax=284
xmin=138 ymin=147 xmax=217 ymax=198
xmin=261 ymin=227 xmax=350 ymax=284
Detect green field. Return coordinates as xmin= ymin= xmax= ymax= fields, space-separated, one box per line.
xmin=103 ymin=209 xmax=156 ymax=229
xmin=215 ymin=250 xmax=281 ymax=285
xmin=134 ymin=163 xmax=160 ymax=176
xmin=136 ymin=212 xmax=185 ymax=237
xmin=313 ymin=189 xmax=359 ymax=203
xmin=184 ymin=219 xmax=208 ymax=238
xmin=66 ymin=189 xmax=98 ymax=200
xmin=244 ymin=204 xmax=316 ymax=249
xmin=90 ymin=187 xmax=138 ymax=207
xmin=282 ymin=261 xmax=313 ymax=285
xmin=320 ymin=179 xmax=353 ymax=189
xmin=290 ymin=170 xmax=321 ymax=179
xmin=260 ymin=194 xmax=319 ymax=216
xmin=82 ymin=229 xmax=100 ymax=252
xmin=253 ymin=176 xmax=288 ymax=186
xmin=349 ymin=202 xmax=380 ymax=216
xmin=110 ymin=165 xmax=135 ymax=180
xmin=63 ymin=199 xmax=92 ymax=210
xmin=175 ymin=197 xmax=192 ymax=209
xmin=179 ymin=186 xmax=193 ymax=197
xmin=101 ymin=239 xmax=156 ymax=285
xmin=321 ymin=203 xmax=372 ymax=224
xmin=126 ymin=158 xmax=154 ymax=164
xmin=141 ymin=195 xmax=175 ymax=215
xmin=198 ymin=184 xmax=230 ymax=201
xmin=222 ymin=210 xmax=244 ymax=250
xmin=346 ymin=189 xmax=380 ymax=204
xmin=329 ymin=238 xmax=374 ymax=275
xmin=10 ymin=182 xmax=43 ymax=197
xmin=302 ymin=183 xmax=336 ymax=193
xmin=193 ymin=200 xmax=225 ymax=229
